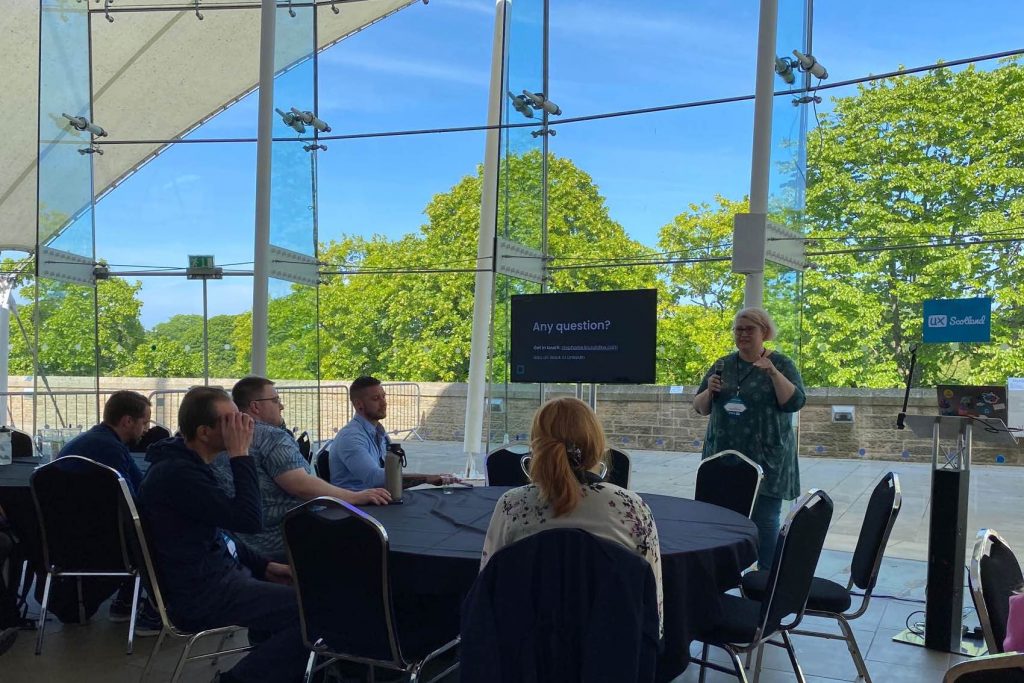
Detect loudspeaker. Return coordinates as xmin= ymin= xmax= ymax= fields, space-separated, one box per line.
xmin=925 ymin=468 xmax=970 ymax=651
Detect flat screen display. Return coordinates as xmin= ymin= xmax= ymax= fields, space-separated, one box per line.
xmin=510 ymin=288 xmax=657 ymax=384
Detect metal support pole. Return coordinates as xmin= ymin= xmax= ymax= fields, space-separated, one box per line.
xmin=251 ymin=0 xmax=277 ymax=375
xmin=0 ymin=284 xmax=10 ymax=425
xmin=463 ymin=0 xmax=507 ymax=477
xmin=744 ymin=0 xmax=779 ymax=309
xmin=202 ymin=278 xmax=210 ymax=385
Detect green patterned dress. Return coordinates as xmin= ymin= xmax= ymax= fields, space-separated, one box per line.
xmin=697 ymin=350 xmax=806 ymax=500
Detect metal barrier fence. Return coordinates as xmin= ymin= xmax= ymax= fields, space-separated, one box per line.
xmin=2 ymin=381 xmax=422 ymax=445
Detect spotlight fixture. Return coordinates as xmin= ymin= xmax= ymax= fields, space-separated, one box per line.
xmin=62 ymin=113 xmax=108 ymax=137
xmin=774 ymin=56 xmax=795 ymax=85
xmin=275 ymin=108 xmax=306 ymax=134
xmin=290 ymin=108 xmax=331 ymax=133
xmin=194 ymin=0 xmax=203 ymax=20
xmin=330 ymin=0 xmax=339 ymax=13
xmin=508 ymin=91 xmax=534 ymax=119
xmin=792 ymin=49 xmax=828 ymax=79
xmin=521 ymin=89 xmax=561 ymax=116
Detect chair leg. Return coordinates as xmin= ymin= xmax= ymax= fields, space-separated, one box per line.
xmin=76 ymin=577 xmax=86 ymax=625
xmin=725 ymin=645 xmax=750 ymax=683
xmin=751 ymin=642 xmax=766 ymax=683
xmin=780 ymin=630 xmax=807 ymax=683
xmin=34 ymin=573 xmax=52 ymax=655
xmin=126 ymin=575 xmax=142 ymax=655
xmin=171 ymin=635 xmax=198 ymax=683
xmin=141 ymin=630 xmax=167 ymax=682
xmin=304 ymin=651 xmax=317 ymax=683
xmin=835 ymin=615 xmax=871 ymax=682
xmin=698 ymin=641 xmax=709 ymax=683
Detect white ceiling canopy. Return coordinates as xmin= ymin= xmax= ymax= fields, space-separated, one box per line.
xmin=0 ymin=0 xmax=421 ymax=254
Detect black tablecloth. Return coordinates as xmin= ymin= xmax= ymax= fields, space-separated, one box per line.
xmin=360 ymin=486 xmax=758 ymax=681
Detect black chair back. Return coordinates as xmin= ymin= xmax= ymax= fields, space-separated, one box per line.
xmin=605 ymin=448 xmax=631 ymax=488
xmin=461 ymin=528 xmax=659 ymax=683
xmin=315 ymin=445 xmax=331 ymax=482
xmin=944 ymin=652 xmax=1024 ymax=683
xmin=30 ymin=456 xmax=138 ymax=573
xmin=695 ymin=450 xmax=765 ymax=518
xmin=3 ymin=427 xmax=33 ymax=457
xmin=284 ymin=497 xmax=405 ymax=668
xmin=850 ymin=472 xmax=901 ymax=591
xmin=485 ymin=446 xmax=531 ymax=487
xmin=970 ymin=528 xmax=1023 ymax=654
xmin=135 ymin=424 xmax=171 ymax=453
xmin=759 ymin=489 xmax=834 ymax=634
xmin=296 ymin=431 xmax=312 ymax=464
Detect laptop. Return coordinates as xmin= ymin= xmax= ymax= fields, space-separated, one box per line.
xmin=936 ymin=384 xmax=1009 ymax=423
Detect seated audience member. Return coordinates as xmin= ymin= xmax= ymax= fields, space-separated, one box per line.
xmin=1007 ymin=585 xmax=1024 ymax=652
xmin=481 ymin=397 xmax=663 ymax=631
xmin=139 ymin=387 xmax=307 ymax=683
xmin=211 ymin=376 xmax=390 ymax=560
xmin=57 ymin=390 xmax=151 ymax=495
xmin=329 ymin=376 xmax=444 ymax=491
xmin=55 ymin=390 xmax=159 ymax=630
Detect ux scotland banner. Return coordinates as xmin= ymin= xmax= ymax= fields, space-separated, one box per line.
xmin=922 ymin=297 xmax=991 ymax=343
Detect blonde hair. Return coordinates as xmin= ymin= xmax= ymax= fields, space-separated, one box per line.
xmin=529 ymin=397 xmax=607 ymax=517
xmin=734 ymin=307 xmax=777 ymax=341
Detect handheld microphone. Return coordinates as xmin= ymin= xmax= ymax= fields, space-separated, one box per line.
xmin=711 ymin=360 xmax=724 ymax=401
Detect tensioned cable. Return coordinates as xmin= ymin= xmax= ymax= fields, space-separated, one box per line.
xmin=93 ymin=48 xmax=1024 ymax=147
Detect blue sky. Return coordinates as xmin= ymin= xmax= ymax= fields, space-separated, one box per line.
xmin=86 ymin=0 xmax=1024 ymax=327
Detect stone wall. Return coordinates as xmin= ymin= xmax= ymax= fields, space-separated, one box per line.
xmin=4 ymin=377 xmax=1020 ymax=464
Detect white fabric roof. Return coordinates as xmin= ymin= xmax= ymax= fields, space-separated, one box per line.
xmin=0 ymin=0 xmax=419 ymax=254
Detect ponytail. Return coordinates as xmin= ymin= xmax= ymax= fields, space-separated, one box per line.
xmin=528 ymin=397 xmax=606 ymax=517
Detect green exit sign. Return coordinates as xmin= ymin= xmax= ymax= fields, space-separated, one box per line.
xmin=188 ymin=255 xmax=215 ymax=269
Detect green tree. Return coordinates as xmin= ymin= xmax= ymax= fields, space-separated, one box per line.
xmin=122 ymin=313 xmax=242 ymax=378
xmin=9 ymin=276 xmax=145 ymax=376
xmin=802 ymin=60 xmax=1024 ymax=387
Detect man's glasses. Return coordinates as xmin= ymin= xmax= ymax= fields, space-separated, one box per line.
xmin=252 ymin=396 xmax=283 ymax=406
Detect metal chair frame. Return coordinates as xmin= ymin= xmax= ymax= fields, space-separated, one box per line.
xmin=314 ymin=443 xmax=332 ymax=482
xmin=285 ymin=497 xmax=459 ymax=683
xmin=133 ymin=498 xmax=252 ymax=681
xmin=30 ymin=456 xmax=144 ymax=655
xmin=944 ymin=652 xmax=1024 ymax=682
xmin=970 ymin=528 xmax=1023 ymax=655
xmin=693 ymin=489 xmax=832 ymax=683
xmin=696 ymin=449 xmax=765 ymax=518
xmin=785 ymin=472 xmax=902 ymax=682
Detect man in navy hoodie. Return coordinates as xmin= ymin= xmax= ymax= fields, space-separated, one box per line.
xmin=139 ymin=386 xmax=307 ymax=683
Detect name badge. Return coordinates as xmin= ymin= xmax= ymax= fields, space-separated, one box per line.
xmin=724 ymin=397 xmax=747 ymax=417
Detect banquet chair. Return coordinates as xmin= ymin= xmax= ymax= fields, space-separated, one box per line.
xmin=692 ymin=489 xmax=834 ymax=683
xmin=741 ymin=472 xmax=901 ymax=682
xmin=2 ymin=427 xmax=33 ymax=457
xmin=296 ymin=431 xmax=312 ymax=464
xmin=314 ymin=445 xmax=331 ymax=482
xmin=969 ymin=528 xmax=1024 ymax=655
xmin=461 ymin=528 xmax=659 ymax=682
xmin=485 ymin=445 xmax=531 ymax=486
xmin=134 ymin=505 xmax=252 ymax=682
xmin=134 ymin=424 xmax=171 ymax=453
xmin=284 ymin=497 xmax=459 ymax=683
xmin=605 ymin=447 xmax=632 ymax=488
xmin=943 ymin=652 xmax=1024 ymax=682
xmin=30 ymin=456 xmax=146 ymax=655
xmin=695 ymin=450 xmax=764 ymax=518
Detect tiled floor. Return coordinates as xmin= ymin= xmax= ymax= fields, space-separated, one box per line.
xmin=2 ymin=443 xmax=1013 ymax=682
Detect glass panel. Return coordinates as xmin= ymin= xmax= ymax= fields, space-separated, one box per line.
xmin=271 ymin=5 xmax=316 ymax=256
xmin=768 ymin=0 xmax=809 ymax=229
xmin=38 ymin=0 xmax=93 ymax=255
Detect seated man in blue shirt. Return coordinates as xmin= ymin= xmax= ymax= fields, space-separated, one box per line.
xmin=211 ymin=376 xmax=390 ymax=561
xmin=329 ymin=376 xmax=444 ymax=491
xmin=57 ymin=390 xmax=151 ymax=496
xmin=56 ymin=391 xmax=161 ymax=630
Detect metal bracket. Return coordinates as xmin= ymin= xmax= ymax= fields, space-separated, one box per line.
xmin=269 ymin=245 xmax=319 ymax=286
xmin=38 ymin=247 xmax=95 ymax=285
xmin=496 ymin=238 xmax=545 ymax=284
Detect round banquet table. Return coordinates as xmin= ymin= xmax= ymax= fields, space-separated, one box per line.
xmin=359 ymin=485 xmax=758 ymax=682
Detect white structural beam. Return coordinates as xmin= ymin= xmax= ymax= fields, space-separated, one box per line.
xmin=251 ymin=0 xmax=277 ymax=376
xmin=742 ymin=0 xmax=779 ymax=308
xmin=463 ymin=0 xmax=508 ymax=475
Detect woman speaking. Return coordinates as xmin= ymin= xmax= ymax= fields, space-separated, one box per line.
xmin=693 ymin=307 xmax=806 ymax=569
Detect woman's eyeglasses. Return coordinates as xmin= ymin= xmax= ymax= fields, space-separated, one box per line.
xmin=733 ymin=325 xmax=758 ymax=334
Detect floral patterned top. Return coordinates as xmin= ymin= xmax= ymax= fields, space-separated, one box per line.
xmin=481 ymin=482 xmax=663 ymax=633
